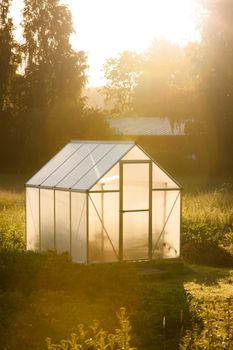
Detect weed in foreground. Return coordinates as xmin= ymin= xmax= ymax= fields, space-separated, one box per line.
xmin=45 ymin=307 xmax=136 ymax=350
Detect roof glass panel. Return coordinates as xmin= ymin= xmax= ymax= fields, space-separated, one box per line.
xmin=72 ymin=144 xmax=133 ymax=190
xmin=42 ymin=143 xmax=97 ymax=187
xmin=57 ymin=143 xmax=116 ymax=189
xmin=26 ymin=143 xmax=81 ymax=186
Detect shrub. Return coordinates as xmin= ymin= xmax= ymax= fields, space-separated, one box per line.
xmin=181 ymin=241 xmax=233 ymax=267
xmin=181 ymin=222 xmax=221 ymax=246
xmin=181 ymin=221 xmax=233 ymax=266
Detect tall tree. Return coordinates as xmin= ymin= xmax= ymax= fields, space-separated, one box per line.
xmin=0 ymin=0 xmax=20 ymax=111
xmin=189 ymin=0 xmax=233 ymax=173
xmin=133 ymin=39 xmax=194 ymax=124
xmin=23 ymin=0 xmax=87 ymax=111
xmin=21 ymin=0 xmax=88 ymax=166
xmin=0 ymin=0 xmax=23 ymax=172
xmin=102 ymin=51 xmax=141 ymax=116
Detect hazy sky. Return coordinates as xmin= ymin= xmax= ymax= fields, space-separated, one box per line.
xmin=11 ymin=0 xmax=202 ymax=86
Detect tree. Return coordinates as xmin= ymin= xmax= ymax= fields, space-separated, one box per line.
xmin=0 ymin=0 xmax=20 ymax=111
xmin=188 ymin=0 xmax=233 ymax=174
xmin=133 ymin=39 xmax=195 ymax=124
xmin=23 ymin=0 xmax=87 ymax=111
xmin=20 ymin=0 xmax=88 ymax=167
xmin=102 ymin=51 xmax=142 ymax=115
xmin=0 ymin=0 xmax=23 ymax=172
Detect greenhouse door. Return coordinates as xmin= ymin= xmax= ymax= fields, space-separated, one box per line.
xmin=120 ymin=161 xmax=152 ymax=260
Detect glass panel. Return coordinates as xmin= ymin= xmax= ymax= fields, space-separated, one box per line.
xmin=153 ymin=163 xmax=179 ymax=189
xmin=101 ymin=192 xmax=119 ymax=262
xmin=90 ymin=164 xmax=119 ymax=191
xmin=123 ymin=163 xmax=149 ymax=210
xmin=123 ymin=211 xmax=148 ymax=260
xmin=26 ymin=143 xmax=81 ymax=186
xmin=122 ymin=145 xmax=149 ymax=160
xmin=164 ymin=191 xmax=180 ymax=258
xmin=152 ymin=190 xmax=180 ymax=258
xmin=43 ymin=143 xmax=97 ymax=187
xmin=55 ymin=191 xmax=70 ymax=253
xmin=26 ymin=187 xmax=39 ymax=250
xmin=71 ymin=193 xmax=87 ymax=263
xmin=40 ymin=189 xmax=54 ymax=251
xmin=88 ymin=193 xmax=102 ymax=262
xmin=73 ymin=144 xmax=132 ymax=191
xmin=89 ymin=193 xmax=119 ymax=262
xmin=58 ymin=143 xmax=113 ymax=189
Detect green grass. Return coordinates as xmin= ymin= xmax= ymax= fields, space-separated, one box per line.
xmin=183 ymin=188 xmax=233 ymax=234
xmin=0 ymin=190 xmax=25 ymax=250
xmin=0 ymin=175 xmax=233 ymax=349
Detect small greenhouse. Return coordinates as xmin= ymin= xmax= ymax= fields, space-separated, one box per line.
xmin=26 ymin=141 xmax=182 ymax=263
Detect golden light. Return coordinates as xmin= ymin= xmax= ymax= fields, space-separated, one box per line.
xmin=12 ymin=0 xmax=203 ymax=86
xmin=64 ymin=0 xmax=202 ymax=86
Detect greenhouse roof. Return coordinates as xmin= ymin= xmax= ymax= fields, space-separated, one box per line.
xmin=26 ymin=141 xmax=135 ymax=191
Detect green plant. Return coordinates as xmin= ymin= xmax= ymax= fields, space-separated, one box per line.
xmin=0 ymin=190 xmax=25 ymax=250
xmin=45 ymin=308 xmax=136 ymax=350
xmin=182 ymin=222 xmax=221 ymax=245
xmin=182 ymin=189 xmax=233 ymax=238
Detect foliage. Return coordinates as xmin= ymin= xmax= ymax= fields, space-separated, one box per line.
xmin=0 ymin=0 xmax=113 ymax=173
xmin=181 ymin=241 xmax=233 ymax=267
xmin=0 ymin=0 xmax=20 ymax=111
xmin=182 ymin=186 xmax=233 ymax=242
xmin=180 ymin=290 xmax=233 ymax=349
xmin=186 ymin=0 xmax=233 ymax=174
xmin=22 ymin=0 xmax=87 ymax=110
xmin=133 ymin=39 xmax=194 ymax=124
xmin=45 ymin=308 xmax=136 ymax=350
xmin=182 ymin=222 xmax=220 ymax=245
xmin=181 ymin=186 xmax=233 ymax=266
xmin=102 ymin=51 xmax=141 ymax=115
xmin=0 ymin=190 xmax=25 ymax=250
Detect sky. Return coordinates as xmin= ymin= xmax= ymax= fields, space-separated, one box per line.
xmin=11 ymin=0 xmax=202 ymax=86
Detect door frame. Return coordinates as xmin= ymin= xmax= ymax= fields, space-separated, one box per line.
xmin=119 ymin=160 xmax=152 ymax=261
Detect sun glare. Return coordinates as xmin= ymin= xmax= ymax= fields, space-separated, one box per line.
xmin=12 ymin=0 xmax=202 ymax=86
xmin=63 ymin=0 xmax=202 ymax=86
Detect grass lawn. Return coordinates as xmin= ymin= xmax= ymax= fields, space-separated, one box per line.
xmin=0 ymin=253 xmax=232 ymax=350
xmin=0 ymin=174 xmax=233 ymax=349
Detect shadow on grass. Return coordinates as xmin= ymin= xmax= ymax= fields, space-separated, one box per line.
xmin=0 ymin=252 xmax=232 ymax=350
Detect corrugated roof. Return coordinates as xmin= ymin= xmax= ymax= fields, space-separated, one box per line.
xmin=26 ymin=141 xmax=134 ymax=191
xmin=107 ymin=117 xmax=185 ymax=136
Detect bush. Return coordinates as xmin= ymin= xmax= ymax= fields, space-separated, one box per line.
xmin=181 ymin=221 xmax=233 ymax=266
xmin=182 ymin=241 xmax=233 ymax=267
xmin=181 ymin=222 xmax=221 ymax=246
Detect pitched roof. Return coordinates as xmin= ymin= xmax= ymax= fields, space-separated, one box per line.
xmin=26 ymin=141 xmax=134 ymax=191
xmin=107 ymin=117 xmax=185 ymax=136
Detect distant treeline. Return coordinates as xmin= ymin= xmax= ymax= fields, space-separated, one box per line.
xmin=0 ymin=0 xmax=233 ymax=176
xmin=101 ymin=0 xmax=233 ymax=176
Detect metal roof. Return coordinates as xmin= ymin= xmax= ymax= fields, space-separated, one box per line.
xmin=26 ymin=141 xmax=134 ymax=191
xmin=107 ymin=117 xmax=185 ymax=136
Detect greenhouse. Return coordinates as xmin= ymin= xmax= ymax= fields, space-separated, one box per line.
xmin=26 ymin=141 xmax=182 ymax=263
